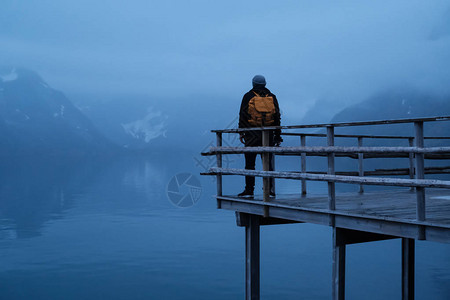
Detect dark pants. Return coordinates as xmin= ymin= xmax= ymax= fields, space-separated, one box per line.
xmin=244 ymin=133 xmax=275 ymax=193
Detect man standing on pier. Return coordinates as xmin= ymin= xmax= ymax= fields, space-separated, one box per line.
xmin=238 ymin=75 xmax=282 ymax=197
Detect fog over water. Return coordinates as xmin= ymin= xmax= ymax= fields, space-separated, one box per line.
xmin=1 ymin=1 xmax=450 ymax=122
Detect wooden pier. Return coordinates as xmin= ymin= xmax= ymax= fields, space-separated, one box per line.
xmin=201 ymin=116 xmax=450 ymax=300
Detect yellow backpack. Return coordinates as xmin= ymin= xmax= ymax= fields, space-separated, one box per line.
xmin=247 ymin=91 xmax=276 ymax=126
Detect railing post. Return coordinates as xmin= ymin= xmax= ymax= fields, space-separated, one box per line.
xmin=216 ymin=132 xmax=223 ymax=208
xmin=414 ymin=122 xmax=425 ymax=222
xmin=262 ymin=130 xmax=270 ymax=217
xmin=301 ymin=134 xmax=307 ymax=195
xmin=327 ymin=126 xmax=336 ymax=211
xmin=408 ymin=138 xmax=415 ymax=192
xmin=271 ymin=148 xmax=276 ymax=195
xmin=358 ymin=137 xmax=364 ymax=194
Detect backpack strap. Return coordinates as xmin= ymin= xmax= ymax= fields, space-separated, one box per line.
xmin=253 ymin=90 xmax=270 ymax=97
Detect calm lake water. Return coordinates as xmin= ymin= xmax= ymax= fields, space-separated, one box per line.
xmin=0 ymin=153 xmax=449 ymax=299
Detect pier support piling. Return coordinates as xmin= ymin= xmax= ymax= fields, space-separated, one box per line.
xmin=245 ymin=214 xmax=260 ymax=300
xmin=402 ymin=238 xmax=415 ymax=300
xmin=331 ymin=228 xmax=397 ymax=300
xmin=332 ymin=227 xmax=346 ymax=300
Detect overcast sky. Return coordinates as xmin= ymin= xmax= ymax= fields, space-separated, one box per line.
xmin=1 ymin=0 xmax=450 ymax=119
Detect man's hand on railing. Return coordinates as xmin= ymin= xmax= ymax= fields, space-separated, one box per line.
xmin=239 ymin=134 xmax=245 ymax=145
xmin=274 ymin=136 xmax=283 ymax=147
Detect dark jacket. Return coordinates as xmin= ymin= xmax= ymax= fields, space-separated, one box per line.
xmin=239 ymin=86 xmax=281 ymax=144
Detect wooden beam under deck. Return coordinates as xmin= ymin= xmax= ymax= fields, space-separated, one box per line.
xmin=217 ymin=188 xmax=450 ymax=244
xmin=235 ymin=212 xmax=301 ymax=227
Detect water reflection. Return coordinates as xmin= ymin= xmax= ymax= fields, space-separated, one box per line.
xmin=0 ymin=157 xmax=84 ymax=238
xmin=0 ymin=153 xmax=202 ymax=240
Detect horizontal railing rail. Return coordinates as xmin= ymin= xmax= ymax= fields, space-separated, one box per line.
xmin=290 ymin=166 xmax=450 ymax=176
xmin=206 ymin=168 xmax=450 ymax=189
xmin=270 ymin=153 xmax=450 ymax=159
xmin=202 ymin=146 xmax=450 ymax=155
xmin=281 ymin=132 xmax=450 ymax=140
xmin=212 ymin=116 xmax=450 ymax=133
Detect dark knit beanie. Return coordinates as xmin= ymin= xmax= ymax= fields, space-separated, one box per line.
xmin=252 ymin=75 xmax=266 ymax=87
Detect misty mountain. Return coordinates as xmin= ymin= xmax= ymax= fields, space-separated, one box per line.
xmin=332 ymin=89 xmax=449 ymax=122
xmin=330 ymin=88 xmax=450 ymax=140
xmin=298 ymin=98 xmax=342 ymax=125
xmin=72 ymin=92 xmax=239 ymax=153
xmin=0 ymin=67 xmax=115 ymax=156
xmin=74 ymin=95 xmax=168 ymax=151
xmin=300 ymin=88 xmax=450 ymax=140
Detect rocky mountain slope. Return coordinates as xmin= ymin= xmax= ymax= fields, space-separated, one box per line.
xmin=0 ymin=67 xmax=115 ymax=156
xmin=329 ymin=88 xmax=450 ymax=141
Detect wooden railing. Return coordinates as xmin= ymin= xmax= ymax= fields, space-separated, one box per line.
xmin=202 ymin=116 xmax=450 ymax=223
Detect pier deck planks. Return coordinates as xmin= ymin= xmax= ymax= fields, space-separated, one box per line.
xmin=218 ymin=188 xmax=450 ymax=243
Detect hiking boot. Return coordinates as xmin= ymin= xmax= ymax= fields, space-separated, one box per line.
xmin=238 ymin=189 xmax=254 ymax=198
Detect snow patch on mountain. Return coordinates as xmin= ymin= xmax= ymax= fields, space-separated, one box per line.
xmin=14 ymin=109 xmax=30 ymax=121
xmin=1 ymin=68 xmax=18 ymax=82
xmin=121 ymin=108 xmax=168 ymax=143
xmin=53 ymin=105 xmax=66 ymax=118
